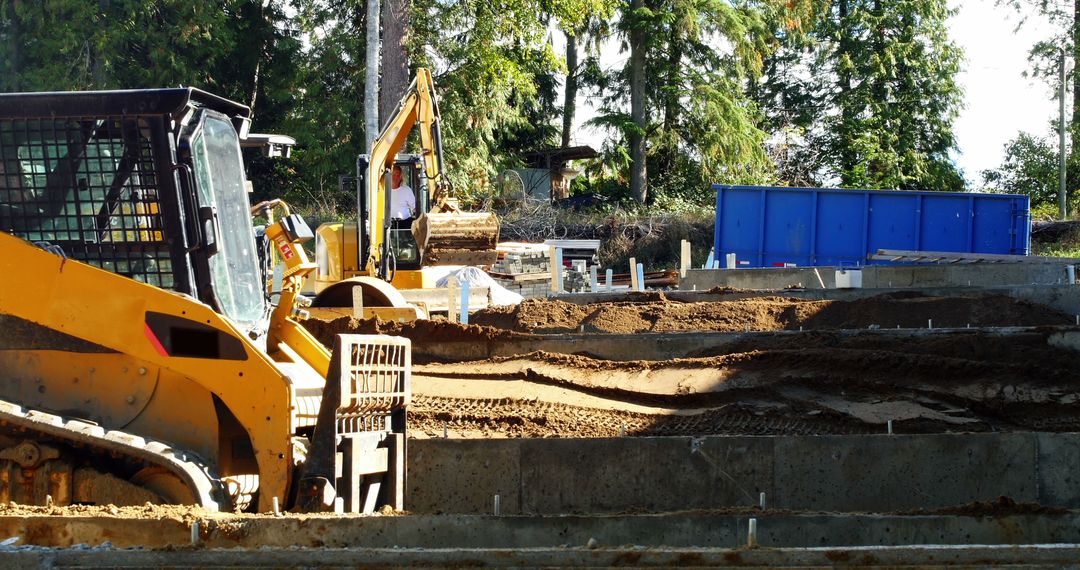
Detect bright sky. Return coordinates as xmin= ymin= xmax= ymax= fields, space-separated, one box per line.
xmin=950 ymin=0 xmax=1059 ymax=186
xmin=563 ymin=1 xmax=1064 ymax=189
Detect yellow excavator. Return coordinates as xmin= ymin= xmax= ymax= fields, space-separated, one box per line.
xmin=311 ymin=68 xmax=500 ymax=312
xmin=0 ymin=88 xmax=407 ymax=513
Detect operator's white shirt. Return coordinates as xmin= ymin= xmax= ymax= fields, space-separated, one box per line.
xmin=390 ymin=184 xmax=415 ymax=219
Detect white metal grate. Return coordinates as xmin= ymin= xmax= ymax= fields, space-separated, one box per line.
xmin=334 ymin=334 xmax=411 ymax=434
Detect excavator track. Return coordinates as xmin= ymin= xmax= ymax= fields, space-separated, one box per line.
xmin=0 ymin=397 xmax=225 ymax=511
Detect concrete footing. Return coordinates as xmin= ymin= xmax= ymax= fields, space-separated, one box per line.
xmin=680 ymin=263 xmax=1079 ymax=291
xmin=408 ymin=433 xmax=1080 ymax=515
xmin=8 ymin=544 xmax=1080 ymax=569
xmin=1 ymin=512 xmax=1078 ymax=550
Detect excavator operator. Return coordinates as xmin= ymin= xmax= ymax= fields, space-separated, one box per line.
xmin=388 ymin=164 xmax=419 ymax=264
xmin=390 ymin=165 xmax=415 ymax=220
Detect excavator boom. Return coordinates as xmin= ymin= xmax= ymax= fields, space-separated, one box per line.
xmin=365 ymin=68 xmax=499 ymax=274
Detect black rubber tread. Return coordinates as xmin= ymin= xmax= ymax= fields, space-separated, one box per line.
xmin=0 ymin=398 xmax=225 ymax=510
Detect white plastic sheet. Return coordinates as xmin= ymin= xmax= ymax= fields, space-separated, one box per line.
xmin=436 ymin=266 xmax=524 ymax=306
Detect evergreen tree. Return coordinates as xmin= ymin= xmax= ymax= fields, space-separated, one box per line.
xmin=998 ymin=0 xmax=1079 ymax=215
xmin=751 ymin=0 xmax=964 ymax=190
xmin=592 ymin=0 xmax=788 ymax=204
xmin=982 ymin=131 xmax=1062 ymax=208
xmin=409 ymin=0 xmax=613 ymax=200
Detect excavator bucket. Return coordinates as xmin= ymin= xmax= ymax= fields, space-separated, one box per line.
xmin=412 ymin=210 xmax=500 ymax=266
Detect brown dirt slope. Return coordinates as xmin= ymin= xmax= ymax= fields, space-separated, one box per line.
xmin=408 ymin=332 xmax=1080 ymax=438
xmin=301 ymin=292 xmax=1080 ymax=439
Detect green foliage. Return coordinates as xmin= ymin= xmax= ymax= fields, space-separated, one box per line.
xmin=996 ymin=0 xmax=1076 ymax=99
xmin=0 ymin=0 xmax=288 ymax=96
xmin=407 ymin=0 xmax=616 ymax=205
xmin=587 ymin=0 xmax=786 ymax=205
xmin=981 ymin=129 xmax=1080 ymax=217
xmin=1031 ymin=201 xmax=1064 ymax=222
xmin=1 ymin=0 xmax=306 ymax=203
xmin=981 ymin=131 xmax=1060 ymax=206
xmin=277 ymin=0 xmax=370 ymax=212
xmin=829 ymin=0 xmax=964 ymax=190
xmin=995 ymin=0 xmax=1080 ymax=210
xmin=0 ymin=0 xmax=974 ymax=219
xmin=752 ymin=0 xmax=965 ymax=191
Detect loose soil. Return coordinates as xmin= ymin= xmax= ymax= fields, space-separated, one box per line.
xmin=467 ymin=293 xmax=1073 ymax=334
xmin=303 ymin=292 xmax=1072 ymax=346
xmin=302 ymin=292 xmax=1080 ymax=439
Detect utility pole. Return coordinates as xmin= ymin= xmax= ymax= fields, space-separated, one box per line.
xmin=365 ymin=0 xmax=381 ymax=154
xmin=1060 ymin=47 xmax=1068 ymax=220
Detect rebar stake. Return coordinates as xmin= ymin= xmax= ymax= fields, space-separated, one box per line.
xmin=888 ymin=420 xmax=894 ymax=435
xmin=493 ymin=495 xmax=501 ymax=516
xmin=747 ymin=518 xmax=758 ymax=547
xmin=190 ymin=522 xmax=200 ymax=545
xmin=758 ymin=492 xmax=766 ymax=510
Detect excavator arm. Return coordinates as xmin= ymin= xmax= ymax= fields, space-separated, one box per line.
xmin=364 ymin=69 xmax=499 ymax=277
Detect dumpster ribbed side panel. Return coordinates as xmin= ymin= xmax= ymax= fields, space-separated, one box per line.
xmin=712 ymin=185 xmax=1030 ymax=268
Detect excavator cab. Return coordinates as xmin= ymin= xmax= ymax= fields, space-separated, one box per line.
xmin=376 ymin=155 xmax=425 ymax=271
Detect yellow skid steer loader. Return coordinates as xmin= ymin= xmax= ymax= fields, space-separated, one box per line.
xmin=0 ymin=88 xmax=407 ymax=513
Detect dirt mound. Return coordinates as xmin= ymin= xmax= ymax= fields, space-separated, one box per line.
xmin=407 ymin=331 xmax=1080 ymax=438
xmin=466 ymin=294 xmax=1072 ymax=334
xmin=302 ymin=292 xmax=1080 ymax=439
xmin=302 ymin=315 xmax=530 ymax=350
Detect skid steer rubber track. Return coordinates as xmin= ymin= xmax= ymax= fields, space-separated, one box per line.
xmin=0 ymin=397 xmax=225 ymax=511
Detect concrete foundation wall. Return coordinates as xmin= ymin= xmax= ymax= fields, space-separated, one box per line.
xmin=681 ymin=264 xmax=1078 ymax=291
xmin=12 ymin=544 xmax=1080 ymax=568
xmin=408 ymin=433 xmax=1080 ymax=515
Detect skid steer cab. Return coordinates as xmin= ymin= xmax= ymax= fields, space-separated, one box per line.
xmin=0 ymin=88 xmax=407 ymax=514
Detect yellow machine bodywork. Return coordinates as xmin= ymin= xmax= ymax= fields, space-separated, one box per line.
xmin=0 ymin=231 xmax=297 ymax=511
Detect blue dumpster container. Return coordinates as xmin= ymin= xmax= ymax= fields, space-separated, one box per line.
xmin=712 ymin=185 xmax=1031 ymax=268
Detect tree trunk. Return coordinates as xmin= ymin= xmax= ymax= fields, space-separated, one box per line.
xmin=364 ymin=0 xmax=380 ymax=153
xmin=836 ymin=0 xmax=856 ymax=184
xmin=380 ymin=0 xmax=410 ymax=128
xmin=4 ymin=0 xmax=21 ymax=91
xmin=90 ymin=0 xmax=109 ymax=88
xmin=1073 ymin=0 xmax=1080 ymax=127
xmin=629 ymin=0 xmax=648 ymax=204
xmin=561 ymin=29 xmax=577 ymax=148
